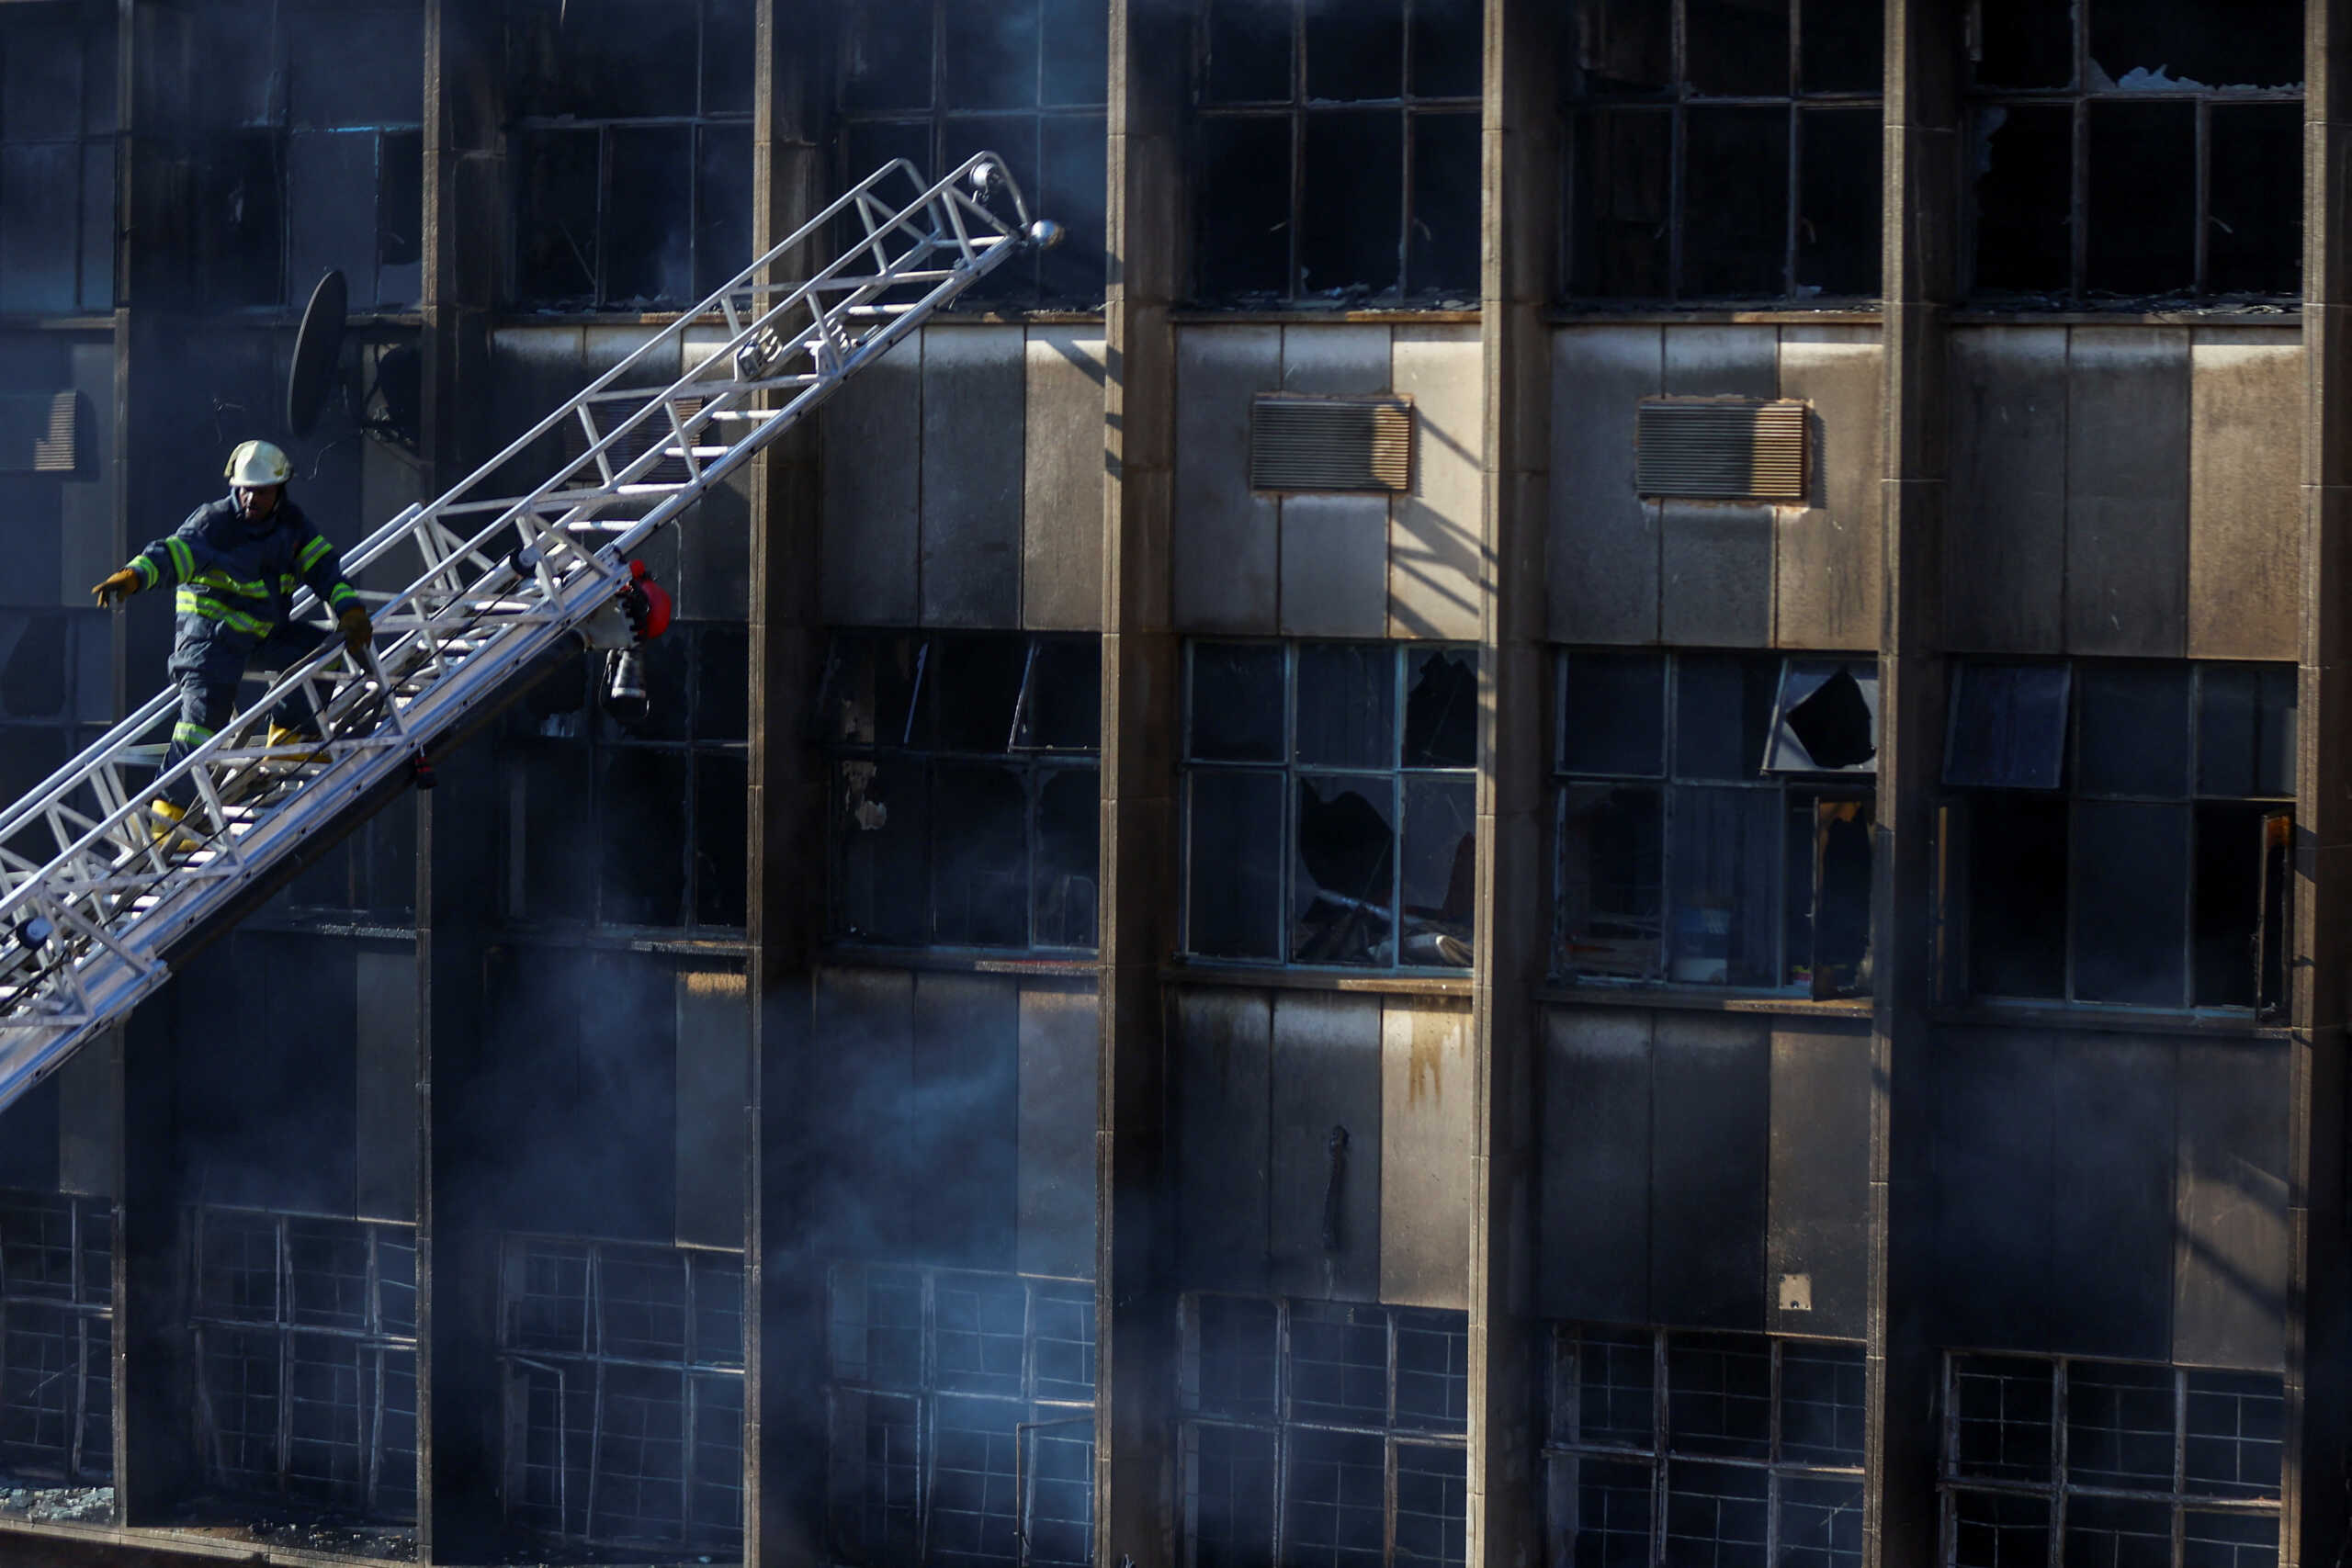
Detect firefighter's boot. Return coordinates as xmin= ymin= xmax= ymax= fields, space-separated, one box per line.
xmin=146 ymin=798 xmax=203 ymax=852
xmin=265 ymin=724 xmax=328 ymax=764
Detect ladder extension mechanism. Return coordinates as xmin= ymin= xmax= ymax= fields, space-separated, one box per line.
xmin=0 ymin=153 xmax=1049 ymax=1117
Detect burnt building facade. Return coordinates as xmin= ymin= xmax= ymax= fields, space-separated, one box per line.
xmin=0 ymin=1 xmax=2339 ymax=1567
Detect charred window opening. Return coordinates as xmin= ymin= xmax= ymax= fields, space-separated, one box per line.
xmin=821 ymin=630 xmax=1101 ymax=953
xmin=506 ymin=0 xmax=753 ymax=310
xmin=0 ymin=1190 xmax=112 ymax=1488
xmin=1941 ymin=1353 xmax=2282 ymax=1567
xmin=500 ymin=619 xmax=749 ymax=932
xmin=1561 ymin=0 xmax=1884 ymax=305
xmin=1555 ymin=649 xmax=1877 ymax=998
xmin=0 ymin=2 xmax=116 ymax=316
xmin=189 ymin=1208 xmax=416 ymax=1521
xmin=1944 ymin=660 xmax=2295 ymax=1014
xmin=1189 ymin=0 xmax=1480 ymax=306
xmin=827 ymin=1265 xmax=1097 ymax=1568
xmin=837 ymin=0 xmax=1108 ymax=310
xmin=1544 ymin=1326 xmax=1864 ymax=1568
xmin=1180 ymin=1295 xmax=1467 ymax=1568
xmin=1181 ymin=640 xmax=1476 ymax=972
xmin=1966 ymin=0 xmax=2302 ymax=305
xmin=497 ymin=1235 xmax=745 ymax=1555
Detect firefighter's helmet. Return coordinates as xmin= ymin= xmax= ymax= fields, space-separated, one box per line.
xmin=225 ymin=440 xmax=292 ymax=488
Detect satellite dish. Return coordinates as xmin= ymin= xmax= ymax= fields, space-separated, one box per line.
xmin=287 ymin=269 xmax=348 ymax=438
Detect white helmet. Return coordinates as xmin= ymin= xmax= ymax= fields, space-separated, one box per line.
xmin=225 ymin=439 xmax=291 ymax=487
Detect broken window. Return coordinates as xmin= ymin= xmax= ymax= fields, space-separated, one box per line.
xmin=828 ymin=1264 xmax=1096 ymax=1568
xmin=0 ymin=1189 xmax=112 ymax=1487
xmin=1967 ymin=0 xmax=2302 ymax=303
xmin=0 ymin=2 xmax=116 ymax=315
xmin=1190 ymin=0 xmax=1480 ymax=305
xmin=1182 ymin=640 xmax=1476 ymax=971
xmin=499 ymin=622 xmax=749 ymax=932
xmin=190 ymin=1208 xmax=416 ymax=1521
xmin=821 ymin=629 xmax=1101 ymax=953
xmin=836 ymin=0 xmax=1108 ymax=308
xmin=1182 ymin=1294 xmax=1467 ymax=1568
xmin=497 ymin=1235 xmax=744 ymax=1554
xmin=1561 ymin=0 xmax=1884 ymax=303
xmin=1944 ymin=659 xmax=2296 ymax=1014
xmin=1545 ymin=1325 xmax=1865 ymax=1568
xmin=507 ymin=0 xmax=753 ymax=309
xmin=1555 ymin=649 xmax=1876 ymax=998
xmin=1942 ymin=1352 xmax=2282 ymax=1568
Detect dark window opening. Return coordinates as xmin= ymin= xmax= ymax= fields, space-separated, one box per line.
xmin=0 ymin=1190 xmax=112 ymax=1488
xmin=0 ymin=3 xmax=115 ymax=316
xmin=1190 ymin=0 xmax=1480 ymax=305
xmin=1182 ymin=640 xmax=1477 ymax=972
xmin=821 ymin=629 xmax=1101 ymax=953
xmin=1555 ymin=649 xmax=1877 ymax=998
xmin=1945 ymin=659 xmax=2296 ymax=1014
xmin=1561 ymin=0 xmax=1883 ymax=305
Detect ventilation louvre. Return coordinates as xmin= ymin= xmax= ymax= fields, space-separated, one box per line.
xmin=0 ymin=391 xmax=77 ymax=476
xmin=1250 ymin=396 xmax=1413 ymax=492
xmin=1635 ymin=399 xmax=1809 ymax=502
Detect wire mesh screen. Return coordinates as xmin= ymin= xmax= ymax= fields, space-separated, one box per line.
xmin=0 ymin=1189 xmax=113 ymax=1482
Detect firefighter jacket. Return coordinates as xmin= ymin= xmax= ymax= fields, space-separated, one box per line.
xmin=123 ymin=495 xmax=361 ymax=676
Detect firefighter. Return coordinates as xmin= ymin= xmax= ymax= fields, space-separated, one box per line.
xmin=89 ymin=440 xmax=372 ymax=842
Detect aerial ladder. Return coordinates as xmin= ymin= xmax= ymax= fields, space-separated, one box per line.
xmin=0 ymin=153 xmax=1054 ymax=1119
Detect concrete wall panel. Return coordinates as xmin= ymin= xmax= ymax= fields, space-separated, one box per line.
xmin=1651 ymin=1012 xmax=1769 ymax=1329
xmin=1173 ymin=325 xmax=1282 ymax=632
xmin=1018 ymin=986 xmax=1100 ymax=1280
xmin=821 ymin=331 xmax=922 ymax=624
xmin=1929 ymin=1027 xmax=2056 ymax=1351
xmin=1390 ymin=326 xmax=1483 ymax=640
xmin=1282 ymin=323 xmax=1392 ymax=396
xmin=1776 ymin=337 xmax=1883 ymax=649
xmin=1281 ymin=493 xmax=1391 ymax=637
xmin=1538 ymin=1008 xmax=1652 ymax=1323
xmin=1766 ymin=1022 xmax=1870 ymax=1338
xmin=2049 ymin=1033 xmax=2177 ymax=1361
xmin=674 ymin=969 xmax=748 ymax=1251
xmin=1023 ymin=326 xmax=1107 ymax=631
xmin=2188 ymin=334 xmax=2301 ymax=662
xmin=910 ymin=972 xmax=1021 ymax=1270
xmin=1270 ymin=992 xmax=1383 ymax=1302
xmin=355 ymin=949 xmax=417 ymax=1224
xmin=1662 ymin=503 xmax=1773 ymax=647
xmin=2066 ymin=327 xmax=2189 ymax=657
xmin=921 ymin=326 xmax=1026 ymax=627
xmin=1550 ymin=326 xmax=1663 ymax=644
xmin=811 ymin=965 xmax=917 ymax=1258
xmin=1663 ymin=324 xmax=1780 ymax=399
xmin=1174 ymin=987 xmax=1272 ymax=1292
xmin=2172 ymin=1040 xmax=2289 ymax=1371
xmin=1379 ymin=999 xmax=1473 ymax=1308
xmin=1948 ymin=327 xmax=2067 ymax=652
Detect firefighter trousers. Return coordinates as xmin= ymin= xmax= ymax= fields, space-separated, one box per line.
xmin=159 ymin=619 xmax=328 ymax=807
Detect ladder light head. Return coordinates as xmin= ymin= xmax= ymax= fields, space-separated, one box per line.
xmin=1028 ymin=220 xmax=1065 ymax=250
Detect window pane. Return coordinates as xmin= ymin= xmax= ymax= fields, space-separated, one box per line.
xmin=1192 ymin=1423 xmax=1278 ymax=1568
xmin=1796 ymin=107 xmax=1881 ymax=298
xmin=1401 ymin=776 xmax=1475 ymax=966
xmin=602 ymin=749 xmax=689 ymax=925
xmin=935 ymin=635 xmax=1030 ymax=753
xmin=1192 ymin=643 xmax=1288 ymax=761
xmin=378 ymin=130 xmax=424 ymax=307
xmin=932 ymin=762 xmax=1031 ymax=946
xmin=1664 ymin=1333 xmax=1770 ymax=1461
xmin=2183 ymin=1370 xmax=2285 ymax=1501
xmin=2209 ymin=102 xmax=2302 ymax=296
xmin=1299 ymin=110 xmax=1403 ymax=297
xmin=1973 ymin=0 xmax=2073 ymax=87
xmin=1017 ymin=637 xmax=1103 ymax=751
xmin=1291 ymin=1302 xmax=1389 ymax=1426
xmin=1205 ymin=0 xmax=1295 ymax=103
xmin=1042 ymin=0 xmax=1110 ymax=105
xmin=1800 ymin=797 xmax=1872 ymax=996
xmin=1196 ymin=116 xmax=1293 ymax=298
xmin=1780 ymin=1475 xmax=1863 ymax=1568
xmin=1946 ymin=663 xmax=2070 ymax=790
xmin=1393 ymin=1443 xmax=1467 ymax=1568
xmin=1409 ymin=0 xmax=1482 ymax=98
xmin=822 ymin=634 xmax=927 ymax=749
xmin=842 ymin=0 xmax=933 ymax=113
xmin=1674 ymin=655 xmax=1778 ymax=781
xmin=1408 ymin=111 xmax=1481 ymax=297
xmin=1193 ymin=1296 xmax=1281 ymax=1420
xmin=693 ymin=751 xmax=749 ymax=928
xmin=2086 ymin=101 xmax=2196 ymax=297
xmin=2193 ymin=802 xmax=2267 ymax=1009
xmin=2076 ymin=664 xmax=2191 ymax=797
xmin=515 ymin=128 xmax=600 ymax=306
xmin=1951 ymin=1356 xmax=2055 ymax=1483
xmin=1951 ymin=1490 xmax=2051 ymax=1568
xmin=1780 ymin=1342 xmax=1866 ymax=1467
xmin=695 ymin=123 xmax=754 ymax=300
xmin=1681 ymin=107 xmax=1790 ymax=298
xmin=1972 ymin=104 xmax=2073 ymax=297
xmin=1188 ymin=770 xmax=1285 ymax=958
xmin=2073 ymin=801 xmax=2189 ymax=1005
xmin=1565 ymin=1326 xmax=1656 ymax=1449
xmin=1405 ymin=647 xmax=1477 ymax=768
xmin=1566 ymin=0 xmax=1670 ymax=95
xmin=1668 ymin=786 xmax=1778 ymax=987
xmin=1395 ymin=1310 xmax=1470 ymax=1433
xmin=1557 ymin=784 xmax=1665 ymax=979
xmin=1686 ymin=0 xmax=1788 ymax=95
xmin=2182 ymin=1511 xmax=2279 ymax=1568
xmin=1770 ymin=660 xmax=1878 ymax=773
xmin=1561 ymin=651 xmax=1666 ymax=775
xmin=1035 ymin=767 xmax=1100 ymax=948
xmin=2064 ymin=1359 xmax=2177 ymax=1492
xmin=1800 ymin=0 xmax=1882 ymax=94
xmin=2198 ymin=665 xmax=2297 ymax=799
xmin=2089 ymin=0 xmax=2302 ymax=93
xmin=1283 ymin=1427 xmax=1386 ymax=1568
xmin=1038 ymin=112 xmax=1111 ymax=303
xmin=1661 ymin=1460 xmax=1768 ymax=1567
xmin=835 ymin=758 xmax=929 ymax=943
xmin=1297 ymin=643 xmax=1395 ymax=768
xmin=931 ymin=1392 xmax=1023 ymax=1566
xmin=2061 ymin=1495 xmax=2174 ymax=1568
xmin=1551 ymin=1453 xmax=1653 ymax=1568
xmin=1566 ymin=107 xmax=1672 ymax=299
xmin=944 ymin=0 xmax=1039 ymax=110
xmin=1305 ymin=0 xmax=1403 ymax=102
xmin=704 ymin=0 xmax=756 ymax=114
xmin=1295 ymin=773 xmax=1396 ymax=964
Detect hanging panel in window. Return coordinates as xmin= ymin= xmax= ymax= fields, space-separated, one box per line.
xmin=1293 ymin=773 xmax=1397 ymax=965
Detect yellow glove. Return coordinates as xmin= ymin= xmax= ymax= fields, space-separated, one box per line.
xmin=91 ymin=568 xmax=139 ymax=608
xmin=337 ymin=604 xmax=372 ymax=655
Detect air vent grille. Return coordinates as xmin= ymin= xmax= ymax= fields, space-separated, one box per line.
xmin=1250 ymin=396 xmax=1413 ymax=492
xmin=0 ymin=391 xmax=77 ymax=475
xmin=1635 ymin=399 xmax=1809 ymax=502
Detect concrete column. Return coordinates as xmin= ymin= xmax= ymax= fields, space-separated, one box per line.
xmin=1097 ymin=3 xmax=1186 ymax=1563
xmin=1865 ymin=0 xmax=1958 ymax=1563
xmin=743 ymin=2 xmax=832 ymax=1562
xmin=2285 ymin=3 xmax=2351 ymax=1561
xmin=1467 ymin=3 xmax=1553 ymax=1567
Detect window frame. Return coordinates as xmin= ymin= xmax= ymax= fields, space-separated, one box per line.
xmin=0 ymin=1187 xmax=112 ymax=1485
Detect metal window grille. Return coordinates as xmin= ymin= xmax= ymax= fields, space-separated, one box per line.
xmin=826 ymin=1263 xmax=1099 ymax=1568
xmin=1543 ymin=1325 xmax=1867 ymax=1568
xmin=0 ymin=1189 xmax=112 ymax=1483
xmin=188 ymin=1207 xmax=416 ymax=1520
xmin=1634 ymin=400 xmax=1810 ymax=502
xmin=495 ymin=1235 xmax=745 ymax=1554
xmin=1179 ymin=1295 xmax=1470 ymax=1568
xmin=1940 ymin=1353 xmax=2284 ymax=1568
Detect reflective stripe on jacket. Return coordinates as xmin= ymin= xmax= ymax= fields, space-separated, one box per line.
xmin=122 ymin=495 xmax=359 ymax=658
